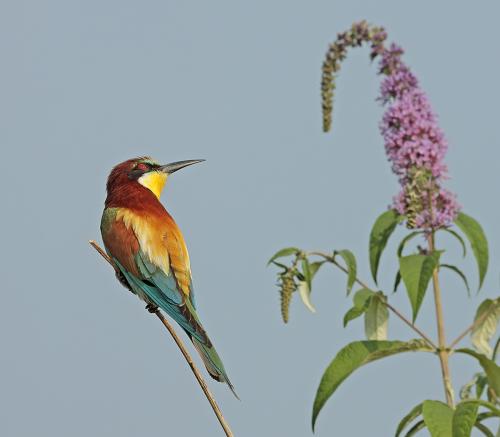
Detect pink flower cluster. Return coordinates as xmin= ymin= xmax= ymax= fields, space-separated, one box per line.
xmin=378 ymin=44 xmax=460 ymax=229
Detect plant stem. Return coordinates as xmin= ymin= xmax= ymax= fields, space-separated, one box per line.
xmin=427 ymin=233 xmax=455 ymax=407
xmin=308 ymin=251 xmax=437 ymax=349
xmin=89 ymin=240 xmax=235 ymax=437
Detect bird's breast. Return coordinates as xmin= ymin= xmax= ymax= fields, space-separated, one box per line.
xmin=116 ymin=207 xmax=191 ymax=280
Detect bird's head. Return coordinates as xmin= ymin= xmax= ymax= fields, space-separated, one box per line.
xmin=106 ymin=156 xmax=204 ymax=200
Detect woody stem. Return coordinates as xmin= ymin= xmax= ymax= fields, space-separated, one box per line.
xmin=427 ymin=233 xmax=454 ymax=407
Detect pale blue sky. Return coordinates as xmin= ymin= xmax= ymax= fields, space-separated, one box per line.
xmin=1 ymin=1 xmax=499 ymax=436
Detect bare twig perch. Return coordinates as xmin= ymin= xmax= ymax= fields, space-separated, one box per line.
xmin=89 ymin=240 xmax=234 ymax=437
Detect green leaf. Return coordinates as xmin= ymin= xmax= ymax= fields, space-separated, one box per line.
xmin=364 ymin=294 xmax=388 ymax=340
xmin=453 ymin=401 xmax=479 ymax=437
xmin=422 ymin=400 xmax=453 ymax=436
xmin=394 ymin=271 xmax=402 ymax=293
xmin=460 ymin=373 xmax=482 ymax=400
xmin=302 ymin=258 xmax=312 ymax=290
xmin=404 ymin=420 xmax=426 ymax=437
xmin=476 ymin=412 xmax=500 ymax=423
xmin=309 ymin=261 xmax=325 ymax=278
xmin=312 ymin=339 xmax=432 ymax=430
xmin=397 ymin=231 xmax=423 ymax=257
xmin=442 ymin=228 xmax=467 ymax=258
xmin=440 ymin=264 xmax=471 ymax=296
xmin=353 ymin=288 xmax=375 ymax=307
xmin=454 ymin=212 xmax=489 ymax=290
xmin=467 ymin=399 xmax=500 ymax=416
xmin=343 ymin=307 xmax=365 ymax=327
xmin=395 ymin=402 xmax=423 ymax=437
xmin=301 ymin=258 xmax=312 ymax=291
xmin=476 ymin=374 xmax=488 ymax=398
xmin=336 ymin=249 xmax=357 ymax=295
xmin=474 ymin=423 xmax=494 ymax=437
xmin=267 ymin=247 xmax=299 ymax=265
xmin=471 ymin=298 xmax=500 ymax=357
xmin=298 ymin=281 xmax=316 ymax=314
xmin=456 ymin=349 xmax=500 ymax=398
xmin=343 ymin=289 xmax=375 ymax=328
xmin=492 ymin=337 xmax=500 ymax=361
xmin=271 ymin=260 xmax=289 ymax=270
xmin=369 ymin=210 xmax=401 ymax=284
xmin=399 ymin=253 xmax=441 ymax=322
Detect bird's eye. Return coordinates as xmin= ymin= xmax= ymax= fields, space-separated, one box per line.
xmin=136 ymin=163 xmax=149 ymax=172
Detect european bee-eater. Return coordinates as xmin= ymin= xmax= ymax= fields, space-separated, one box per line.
xmin=100 ymin=156 xmax=236 ymax=396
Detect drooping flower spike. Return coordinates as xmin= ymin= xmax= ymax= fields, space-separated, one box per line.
xmin=321 ymin=22 xmax=460 ymax=230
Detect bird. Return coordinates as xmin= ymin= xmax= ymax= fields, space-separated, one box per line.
xmin=100 ymin=156 xmax=236 ymax=397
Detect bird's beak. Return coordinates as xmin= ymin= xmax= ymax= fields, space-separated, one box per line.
xmin=159 ymin=159 xmax=205 ymax=174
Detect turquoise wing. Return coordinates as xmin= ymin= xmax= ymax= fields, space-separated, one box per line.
xmin=112 ymin=252 xmax=207 ymax=344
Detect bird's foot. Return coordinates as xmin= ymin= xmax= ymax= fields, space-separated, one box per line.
xmin=145 ymin=303 xmax=159 ymax=314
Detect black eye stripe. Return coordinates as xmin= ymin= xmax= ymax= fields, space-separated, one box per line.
xmin=128 ymin=161 xmax=160 ymax=180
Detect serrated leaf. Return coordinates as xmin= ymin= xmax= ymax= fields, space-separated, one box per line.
xmin=397 ymin=231 xmax=423 ymax=257
xmin=369 ymin=210 xmax=401 ymax=284
xmin=364 ymin=295 xmax=388 ymax=340
xmin=442 ymin=228 xmax=467 ymax=258
xmin=457 ymin=349 xmax=500 ymax=398
xmin=422 ymin=400 xmax=453 ymax=436
xmin=267 ymin=247 xmax=299 ymax=265
xmin=440 ymin=264 xmax=471 ymax=296
xmin=471 ymin=298 xmax=500 ymax=357
xmin=453 ymin=401 xmax=479 ymax=437
xmin=454 ymin=212 xmax=489 ymax=290
xmin=298 ymin=280 xmax=316 ymax=313
xmin=399 ymin=253 xmax=441 ymax=322
xmin=312 ymin=339 xmax=432 ymax=430
xmin=395 ymin=402 xmax=423 ymax=437
xmin=337 ymin=249 xmax=357 ymax=295
xmin=343 ymin=289 xmax=375 ymax=328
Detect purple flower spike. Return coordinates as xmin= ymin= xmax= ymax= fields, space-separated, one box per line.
xmin=378 ymin=44 xmax=460 ymax=229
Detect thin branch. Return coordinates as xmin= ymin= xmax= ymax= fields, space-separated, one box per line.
xmin=307 ymin=251 xmax=437 ymax=349
xmin=89 ymin=240 xmax=234 ymax=437
xmin=449 ymin=303 xmax=500 ymax=351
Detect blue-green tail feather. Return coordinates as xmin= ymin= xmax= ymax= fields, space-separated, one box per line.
xmin=114 ymin=259 xmax=237 ymax=397
xmin=191 ymin=335 xmax=239 ymax=399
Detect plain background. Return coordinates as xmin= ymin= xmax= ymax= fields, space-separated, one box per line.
xmin=1 ymin=1 xmax=499 ymax=436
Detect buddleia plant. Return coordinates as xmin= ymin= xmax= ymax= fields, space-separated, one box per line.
xmin=269 ymin=21 xmax=500 ymax=436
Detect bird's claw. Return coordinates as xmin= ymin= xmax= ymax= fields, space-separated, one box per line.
xmin=145 ymin=304 xmax=159 ymax=314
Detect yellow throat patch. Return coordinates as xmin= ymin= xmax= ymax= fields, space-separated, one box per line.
xmin=138 ymin=171 xmax=167 ymax=199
